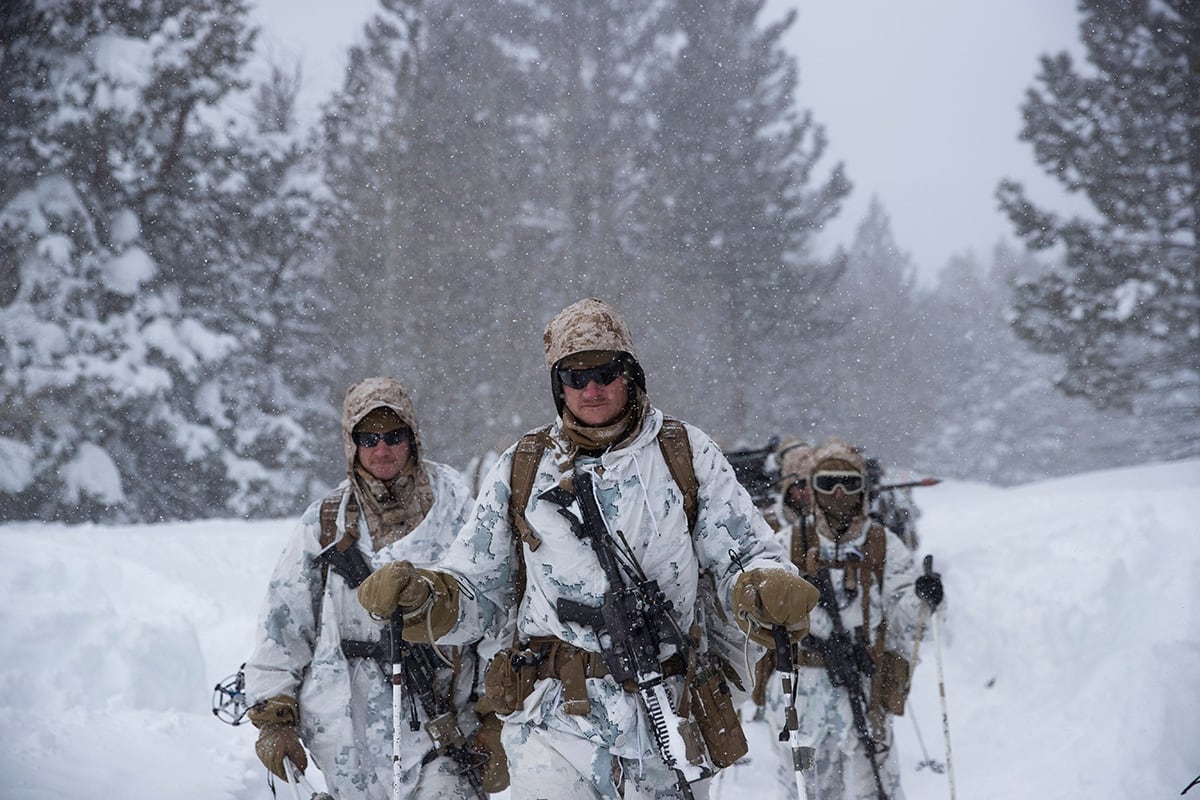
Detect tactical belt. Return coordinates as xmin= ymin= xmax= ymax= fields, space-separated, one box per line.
xmin=525 ymin=636 xmax=687 ymax=713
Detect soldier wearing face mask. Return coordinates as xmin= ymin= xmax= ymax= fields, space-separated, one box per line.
xmin=757 ymin=437 xmax=943 ymax=800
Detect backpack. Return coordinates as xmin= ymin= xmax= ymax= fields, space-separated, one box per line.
xmin=507 ymin=418 xmax=760 ymax=694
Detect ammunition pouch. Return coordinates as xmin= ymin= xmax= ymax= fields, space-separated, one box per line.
xmin=871 ymin=648 xmax=911 ymax=717
xmin=687 ymin=659 xmax=748 ymax=768
xmin=484 ymin=643 xmax=548 ymax=716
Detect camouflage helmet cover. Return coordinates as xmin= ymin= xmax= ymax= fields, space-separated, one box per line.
xmin=808 ymin=437 xmax=868 ymax=475
xmin=543 ymin=298 xmax=640 ymax=369
xmin=543 ymin=299 xmax=646 ymax=413
xmin=776 ymin=437 xmax=814 ymax=495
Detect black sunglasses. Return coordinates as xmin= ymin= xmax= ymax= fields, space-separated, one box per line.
xmin=353 ymin=428 xmax=409 ymax=448
xmin=558 ymin=359 xmax=624 ymax=390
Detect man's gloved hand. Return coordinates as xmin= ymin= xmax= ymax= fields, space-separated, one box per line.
xmin=358 ymin=561 xmax=462 ymax=641
xmin=915 ymin=570 xmax=944 ymax=609
xmin=247 ymin=696 xmax=307 ymax=780
xmin=732 ymin=568 xmax=820 ymax=646
xmin=357 ymin=560 xmax=430 ymax=619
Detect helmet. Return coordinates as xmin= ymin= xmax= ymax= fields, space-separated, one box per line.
xmin=542 ymin=298 xmax=646 ymax=413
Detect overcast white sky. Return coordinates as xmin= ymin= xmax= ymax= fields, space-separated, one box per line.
xmin=251 ymin=0 xmax=1087 ymax=281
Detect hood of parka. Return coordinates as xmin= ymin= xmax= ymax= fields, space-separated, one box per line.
xmin=776 ymin=437 xmax=814 ymax=498
xmin=542 ymin=298 xmax=647 ymax=414
xmin=776 ymin=437 xmax=814 ymax=522
xmin=341 ymin=376 xmax=425 ymax=475
xmin=807 ymin=437 xmax=869 ymax=539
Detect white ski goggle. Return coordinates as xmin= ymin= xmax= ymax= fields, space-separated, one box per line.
xmin=812 ymin=470 xmax=865 ymax=495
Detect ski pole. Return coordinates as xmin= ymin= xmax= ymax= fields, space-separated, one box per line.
xmin=906 ymin=700 xmax=944 ymax=773
xmin=774 ymin=626 xmax=814 ymax=800
xmin=284 ymin=757 xmax=303 ymax=800
xmin=391 ymin=612 xmax=405 ymax=800
xmin=908 ymin=556 xmax=944 ymax=773
xmin=929 ymin=580 xmax=957 ymax=800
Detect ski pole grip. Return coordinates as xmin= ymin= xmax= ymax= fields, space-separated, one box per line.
xmin=923 ymin=554 xmax=934 ymax=576
xmin=773 ymin=625 xmax=794 ymax=673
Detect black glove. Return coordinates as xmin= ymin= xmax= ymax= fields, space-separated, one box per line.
xmin=915 ymin=571 xmax=944 ymax=609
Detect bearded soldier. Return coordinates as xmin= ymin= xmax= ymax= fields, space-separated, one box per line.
xmin=243 ymin=377 xmax=496 ymax=800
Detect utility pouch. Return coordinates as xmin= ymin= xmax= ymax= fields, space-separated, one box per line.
xmin=872 ymin=648 xmax=911 ymax=717
xmin=484 ymin=647 xmax=542 ymax=716
xmin=425 ymin=710 xmax=465 ymax=752
xmin=689 ymin=663 xmax=748 ymax=768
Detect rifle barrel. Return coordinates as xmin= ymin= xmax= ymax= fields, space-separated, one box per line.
xmin=876 ymin=478 xmax=941 ymax=492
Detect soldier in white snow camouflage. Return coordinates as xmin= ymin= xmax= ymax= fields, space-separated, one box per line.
xmin=243 ymin=377 xmax=485 ymax=800
xmin=358 ymin=299 xmax=819 ymax=799
xmin=759 ymin=437 xmax=941 ymax=800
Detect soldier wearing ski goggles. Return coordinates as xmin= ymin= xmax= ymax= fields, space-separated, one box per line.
xmin=758 ymin=437 xmax=945 ymax=800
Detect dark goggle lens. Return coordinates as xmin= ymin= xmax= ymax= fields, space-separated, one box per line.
xmin=812 ymin=472 xmax=864 ymax=494
xmin=558 ymin=360 xmax=624 ymax=390
xmin=353 ymin=428 xmax=409 ymax=448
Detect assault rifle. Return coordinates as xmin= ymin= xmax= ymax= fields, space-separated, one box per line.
xmin=389 ymin=629 xmax=488 ymax=800
xmin=805 ymin=566 xmax=889 ymax=800
xmin=543 ymin=471 xmax=712 ymax=798
xmin=726 ymin=436 xmax=782 ymax=508
xmin=316 ymin=543 xmax=487 ymax=799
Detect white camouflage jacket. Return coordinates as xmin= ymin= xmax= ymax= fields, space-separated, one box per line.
xmin=435 ymin=408 xmax=794 ymax=761
xmin=773 ymin=517 xmax=924 ymax=747
xmin=244 ymin=461 xmax=475 ymax=800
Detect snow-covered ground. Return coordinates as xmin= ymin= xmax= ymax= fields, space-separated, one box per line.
xmin=2 ymin=458 xmax=1197 ymax=799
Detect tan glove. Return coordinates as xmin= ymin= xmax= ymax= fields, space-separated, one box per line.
xmin=357 ymin=560 xmax=461 ymax=641
xmin=732 ymin=568 xmax=819 ymax=647
xmin=247 ymin=695 xmax=307 ymax=780
xmin=471 ymin=711 xmax=511 ymax=793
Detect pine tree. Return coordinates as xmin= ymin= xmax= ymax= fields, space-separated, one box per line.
xmin=321 ymin=0 xmax=547 ymax=464
xmin=0 ymin=0 xmax=333 ymax=521
xmin=997 ymin=0 xmax=1200 ymax=456
xmin=806 ymin=198 xmax=923 ymax=465
xmin=910 ymin=244 xmax=1154 ymax=484
xmin=643 ymin=0 xmax=849 ymax=437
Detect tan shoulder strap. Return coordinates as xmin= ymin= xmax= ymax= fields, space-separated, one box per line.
xmin=860 ymin=521 xmax=889 ymax=652
xmin=508 ymin=427 xmax=553 ymax=613
xmin=316 ymin=489 xmax=355 ymax=592
xmin=657 ymin=416 xmax=698 ymax=534
xmin=318 ymin=494 xmax=341 ymax=550
xmin=318 ymin=489 xmax=358 ymax=552
xmin=509 ymin=427 xmax=553 ymax=552
xmin=863 ymin=521 xmax=887 ymax=589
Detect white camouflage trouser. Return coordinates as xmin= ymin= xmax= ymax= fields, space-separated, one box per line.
xmin=774 ymin=733 xmax=904 ymax=800
xmin=502 ymin=720 xmax=711 ymax=800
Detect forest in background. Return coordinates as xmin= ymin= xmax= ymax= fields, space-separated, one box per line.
xmin=1 ymin=0 xmax=1195 ymax=523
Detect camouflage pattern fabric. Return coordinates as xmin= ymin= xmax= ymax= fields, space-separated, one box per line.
xmin=434 ymin=408 xmax=794 ymax=797
xmin=243 ymin=461 xmax=476 ymax=800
